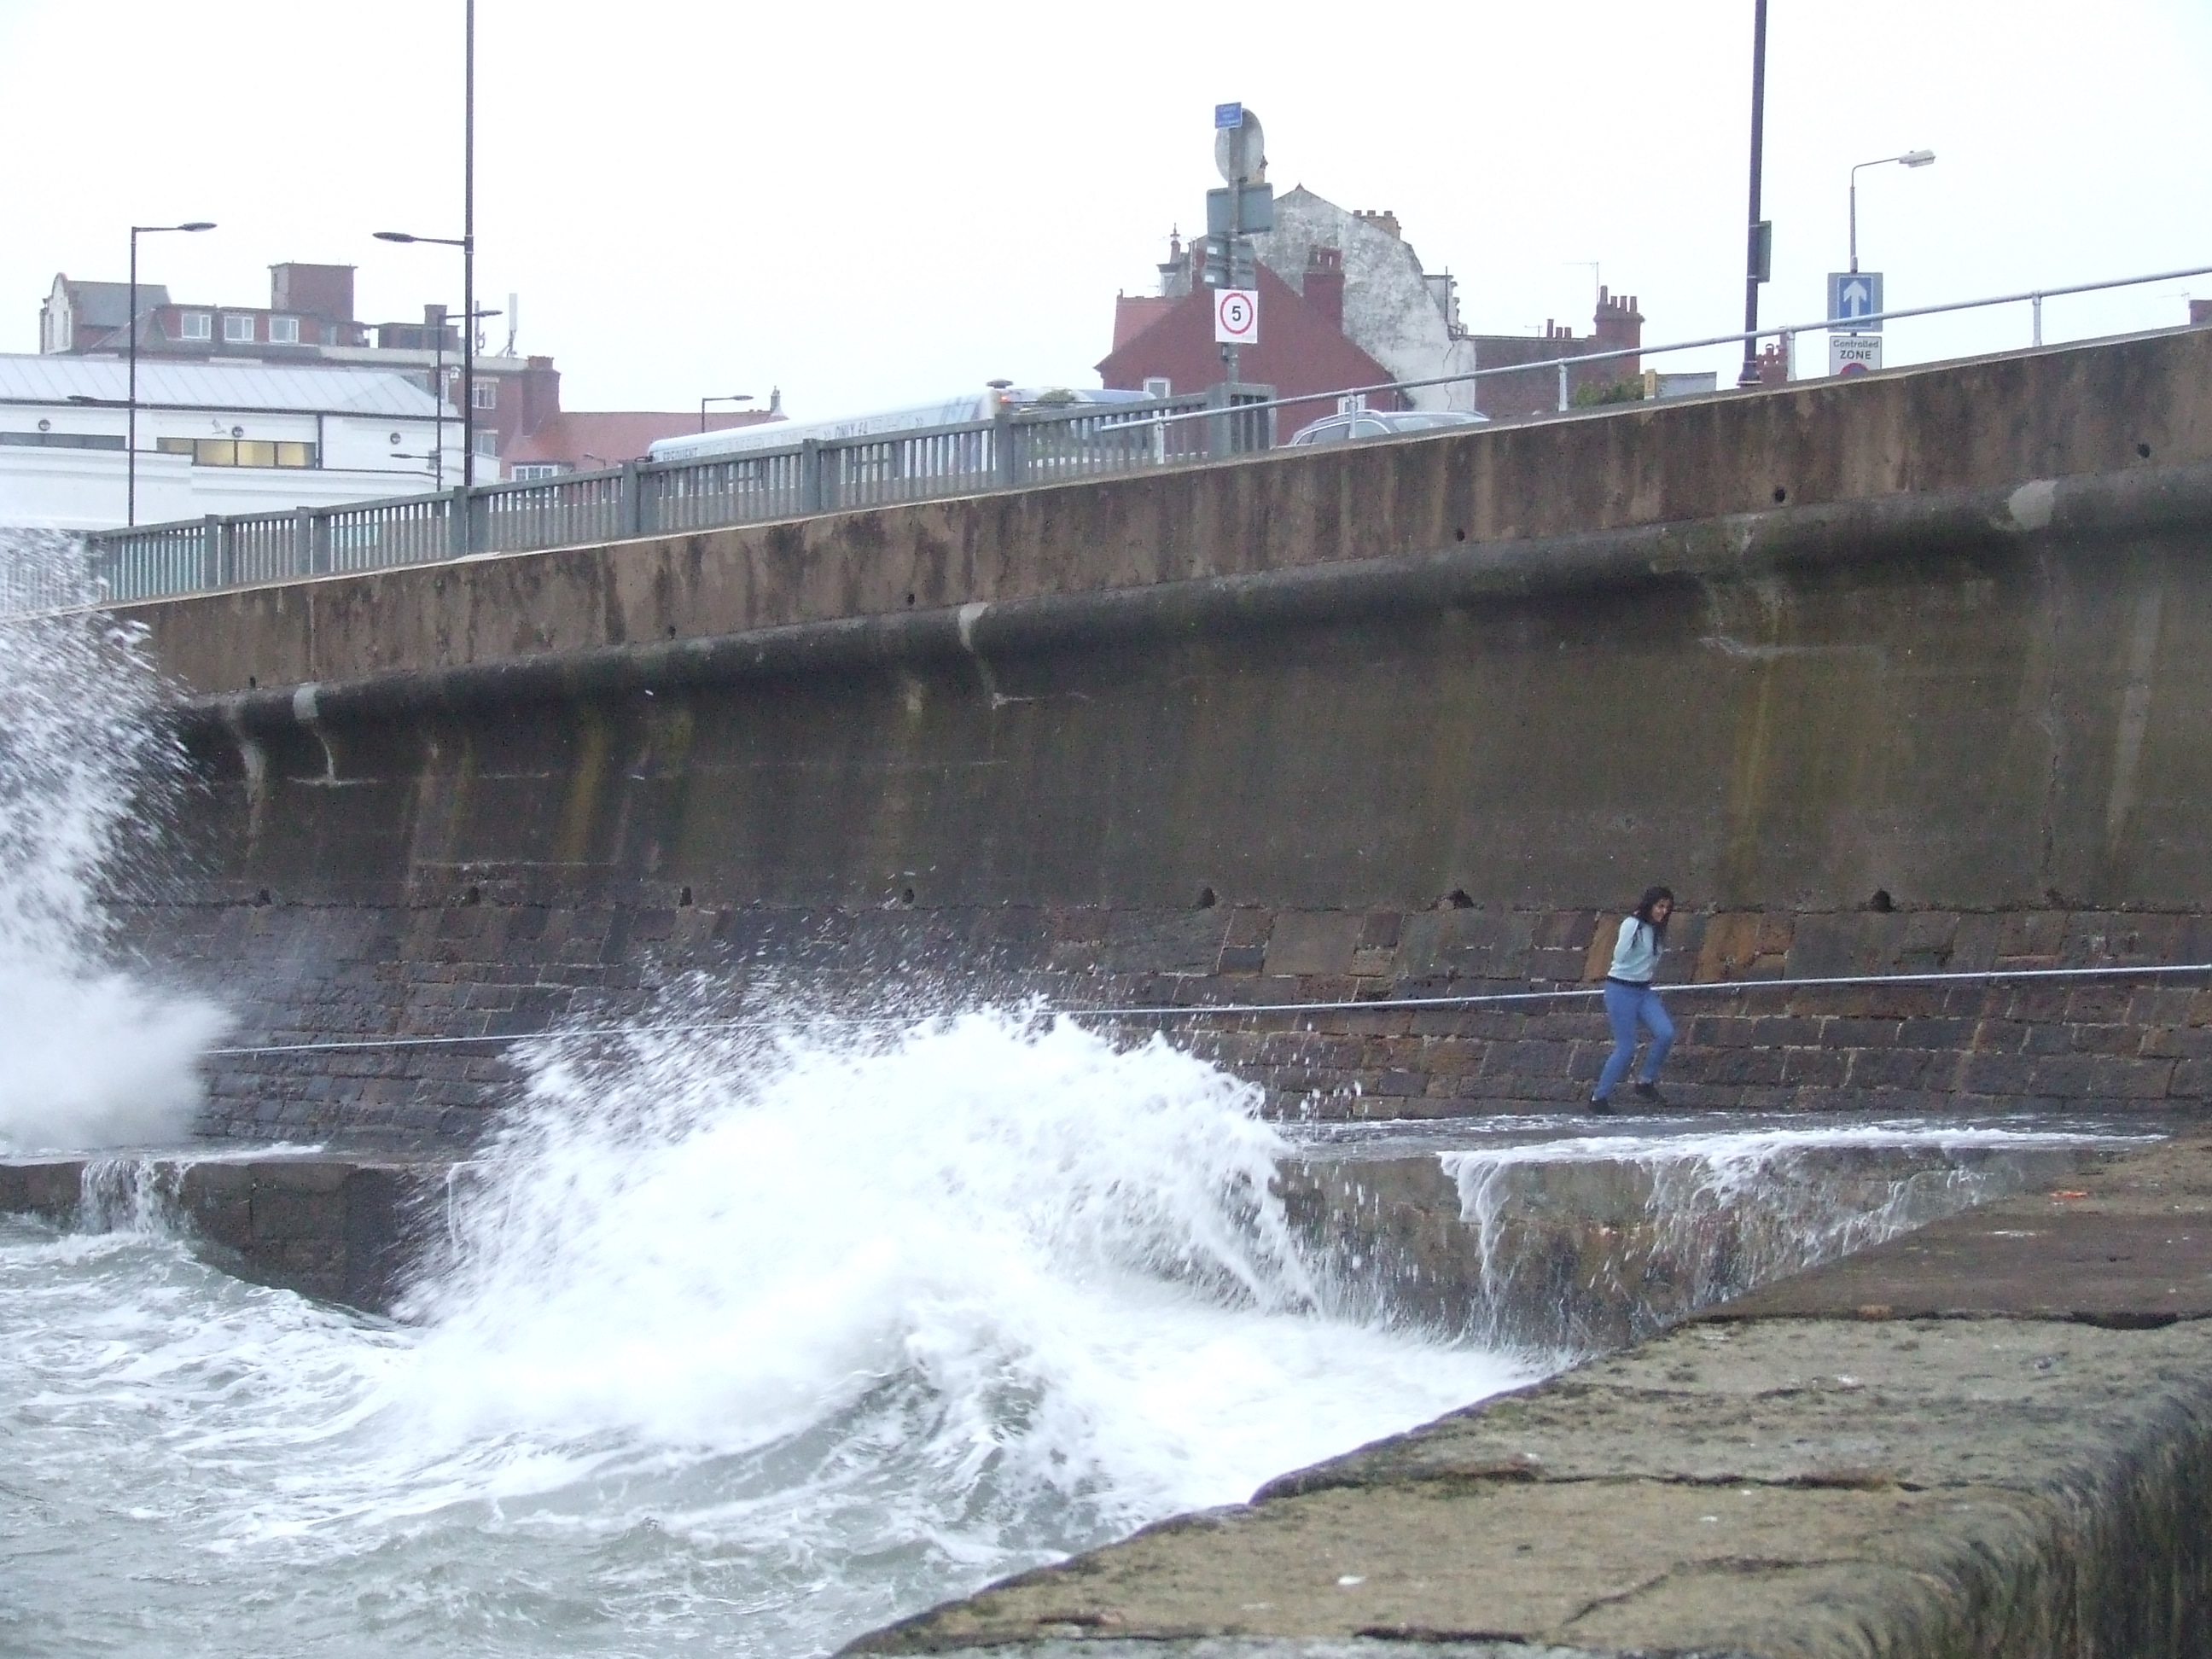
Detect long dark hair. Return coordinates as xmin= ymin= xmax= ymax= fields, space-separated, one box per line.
xmin=1632 ymin=884 xmax=1675 ymax=944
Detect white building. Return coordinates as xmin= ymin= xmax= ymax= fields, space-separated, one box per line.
xmin=0 ymin=354 xmax=460 ymax=531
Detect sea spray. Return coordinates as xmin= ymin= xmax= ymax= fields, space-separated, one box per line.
xmin=0 ymin=529 xmax=226 ymax=1151
xmin=395 ymin=1008 xmax=1522 ymax=1544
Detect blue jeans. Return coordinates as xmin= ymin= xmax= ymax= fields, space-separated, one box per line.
xmin=1596 ymin=979 xmax=1674 ymax=1100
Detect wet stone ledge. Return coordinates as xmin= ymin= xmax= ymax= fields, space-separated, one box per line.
xmin=847 ymin=1133 xmax=2212 ymax=1659
xmin=0 ymin=1156 xmax=453 ymax=1311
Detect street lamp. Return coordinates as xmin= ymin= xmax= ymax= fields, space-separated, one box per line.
xmin=1736 ymin=0 xmax=1770 ymax=388
xmin=374 ymin=230 xmax=480 ymax=484
xmin=126 ymin=219 xmax=216 ymax=526
xmin=1849 ymin=149 xmax=1936 ymax=273
xmin=699 ymin=393 xmax=754 ymax=432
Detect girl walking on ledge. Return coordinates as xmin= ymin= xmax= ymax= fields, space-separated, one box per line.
xmin=1592 ymin=885 xmax=1676 ymax=1113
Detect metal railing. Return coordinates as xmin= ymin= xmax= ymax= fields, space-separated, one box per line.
xmin=59 ymin=258 xmax=2212 ymax=611
xmin=79 ymin=385 xmax=1276 ymax=606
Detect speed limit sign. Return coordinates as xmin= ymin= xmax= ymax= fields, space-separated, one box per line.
xmin=1214 ymin=288 xmax=1259 ymax=345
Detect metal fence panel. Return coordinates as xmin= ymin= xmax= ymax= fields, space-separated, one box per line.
xmin=69 ymin=383 xmax=1277 ymax=608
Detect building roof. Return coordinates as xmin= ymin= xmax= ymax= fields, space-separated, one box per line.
xmin=1112 ymin=295 xmax=1178 ymax=352
xmin=0 ymin=353 xmax=439 ymax=417
xmin=57 ymin=278 xmax=168 ymax=334
xmin=504 ymin=410 xmax=780 ymax=468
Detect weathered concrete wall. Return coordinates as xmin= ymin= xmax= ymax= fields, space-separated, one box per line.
xmin=125 ymin=328 xmax=2212 ymax=699
xmin=83 ymin=328 xmax=2212 ymax=1139
xmin=847 ymin=1133 xmax=2212 ymax=1659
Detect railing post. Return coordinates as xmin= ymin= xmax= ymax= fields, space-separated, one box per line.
xmin=447 ymin=486 xmax=469 ymax=560
xmin=993 ymin=401 xmax=1019 ymax=489
xmin=1205 ymin=383 xmax=1236 ymax=459
xmin=620 ymin=460 xmax=645 ymax=538
xmin=1557 ymin=358 xmax=1570 ymax=411
xmin=292 ymin=507 xmax=314 ymax=579
xmin=799 ymin=439 xmax=824 ymax=515
xmin=2032 ymin=293 xmax=2044 ymax=346
xmin=201 ymin=514 xmax=222 ymax=590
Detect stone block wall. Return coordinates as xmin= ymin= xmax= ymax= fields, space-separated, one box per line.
xmin=125 ymin=892 xmax=2212 ymax=1145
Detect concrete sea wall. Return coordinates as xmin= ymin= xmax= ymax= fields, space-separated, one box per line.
xmin=84 ymin=326 xmax=2212 ymax=1139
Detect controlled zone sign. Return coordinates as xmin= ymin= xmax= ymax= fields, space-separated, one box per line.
xmin=1214 ymin=288 xmax=1259 ymax=346
xmin=1830 ymin=333 xmax=1883 ymax=376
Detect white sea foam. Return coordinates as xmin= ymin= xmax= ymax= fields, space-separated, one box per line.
xmin=1 ymin=1009 xmax=1534 ymax=1656
xmin=0 ymin=531 xmax=228 ymax=1152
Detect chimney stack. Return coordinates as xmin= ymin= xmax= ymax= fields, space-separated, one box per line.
xmin=1304 ymin=246 xmax=1345 ymax=331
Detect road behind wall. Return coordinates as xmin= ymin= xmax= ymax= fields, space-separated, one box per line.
xmin=97 ymin=327 xmax=2212 ymax=1142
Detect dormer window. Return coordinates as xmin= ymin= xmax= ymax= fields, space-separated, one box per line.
xmin=222 ymin=314 xmax=255 ymax=343
xmin=269 ymin=315 xmax=300 ymax=345
xmin=179 ymin=311 xmax=212 ymax=341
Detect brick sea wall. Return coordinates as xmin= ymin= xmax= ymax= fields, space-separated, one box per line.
xmin=125 ymin=894 xmax=2212 ymax=1144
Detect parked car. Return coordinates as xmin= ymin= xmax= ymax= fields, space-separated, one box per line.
xmin=1281 ymin=408 xmax=1490 ymax=447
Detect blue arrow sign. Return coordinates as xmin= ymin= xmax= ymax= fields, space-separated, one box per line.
xmin=1827 ymin=271 xmax=1884 ymax=332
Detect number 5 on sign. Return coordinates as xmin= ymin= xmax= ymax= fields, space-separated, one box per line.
xmin=1214 ymin=288 xmax=1259 ymax=345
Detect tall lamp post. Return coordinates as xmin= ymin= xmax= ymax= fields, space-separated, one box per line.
xmin=374 ymin=231 xmax=475 ymax=479
xmin=126 ymin=219 xmax=216 ymax=525
xmin=699 ymin=393 xmax=754 ymax=432
xmin=1737 ymin=0 xmax=1770 ymax=388
xmin=1849 ymin=149 xmax=1936 ymax=272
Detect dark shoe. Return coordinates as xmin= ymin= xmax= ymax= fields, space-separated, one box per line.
xmin=1633 ymin=1080 xmax=1665 ymax=1105
xmin=1588 ymin=1095 xmax=1614 ymax=1115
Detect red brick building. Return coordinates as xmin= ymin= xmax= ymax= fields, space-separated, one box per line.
xmin=1097 ymin=250 xmax=1400 ymax=434
xmin=1100 ymin=188 xmax=1649 ymax=424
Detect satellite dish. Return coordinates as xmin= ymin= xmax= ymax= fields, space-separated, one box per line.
xmin=1214 ymin=108 xmax=1265 ymax=185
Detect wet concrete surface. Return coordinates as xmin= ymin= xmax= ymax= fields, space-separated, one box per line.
xmin=850 ymin=1133 xmax=2212 ymax=1659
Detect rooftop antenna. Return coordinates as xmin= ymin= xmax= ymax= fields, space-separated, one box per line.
xmin=1567 ymin=261 xmax=1600 ymax=315
xmin=504 ymin=292 xmax=517 ymax=358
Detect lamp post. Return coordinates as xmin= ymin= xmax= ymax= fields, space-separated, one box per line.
xmin=1849 ymin=149 xmax=1936 ymax=272
xmin=375 ymin=231 xmax=476 ymax=480
xmin=405 ymin=304 xmax=500 ymax=488
xmin=699 ymin=393 xmax=754 ymax=432
xmin=374 ymin=0 xmax=475 ymax=483
xmin=1737 ymin=0 xmax=1770 ymax=388
xmin=126 ymin=220 xmax=216 ymax=525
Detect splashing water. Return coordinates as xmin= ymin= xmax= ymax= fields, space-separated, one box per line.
xmin=1442 ymin=1121 xmax=2121 ymax=1351
xmin=0 ymin=1010 xmax=1533 ymax=1656
xmin=0 ymin=530 xmax=227 ymax=1153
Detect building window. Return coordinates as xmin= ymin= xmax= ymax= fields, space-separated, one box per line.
xmin=160 ymin=436 xmax=317 ymax=469
xmin=269 ymin=315 xmax=300 ymax=345
xmin=470 ymin=380 xmax=498 ymax=410
xmin=222 ymin=314 xmax=256 ymax=343
xmin=180 ymin=311 xmax=212 ymax=341
xmin=0 ymin=430 xmax=125 ymax=450
xmin=509 ymin=463 xmax=566 ymax=480
xmin=472 ymin=430 xmax=499 ymax=457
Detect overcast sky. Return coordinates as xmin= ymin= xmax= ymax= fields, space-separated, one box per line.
xmin=3 ymin=1 xmax=2207 ymax=420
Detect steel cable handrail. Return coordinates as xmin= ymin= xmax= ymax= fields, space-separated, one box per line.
xmin=200 ymin=958 xmax=2212 ymax=1058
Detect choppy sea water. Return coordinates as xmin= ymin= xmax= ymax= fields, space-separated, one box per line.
xmin=2 ymin=1013 xmax=1537 ymax=1657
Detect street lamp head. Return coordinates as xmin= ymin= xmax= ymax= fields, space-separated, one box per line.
xmin=373 ymin=230 xmax=418 ymax=243
xmin=178 ymin=221 xmax=217 ymax=232
xmin=1900 ymin=149 xmax=1936 ymax=168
